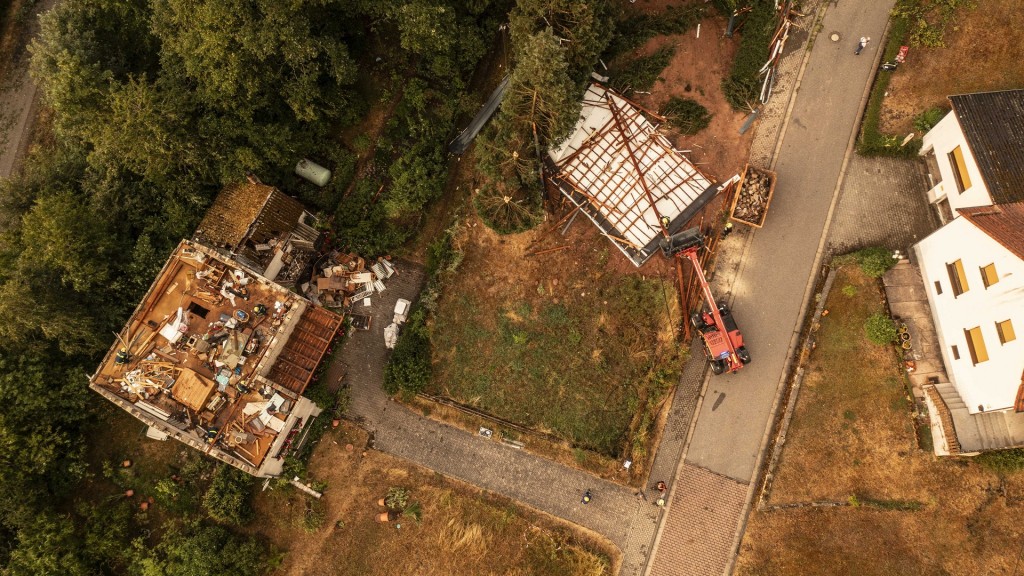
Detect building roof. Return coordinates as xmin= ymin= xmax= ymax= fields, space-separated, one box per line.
xmin=89 ymin=240 xmax=342 ymax=475
xmin=959 ymin=201 xmax=1024 ymax=261
xmin=949 ymin=89 xmax=1024 ymax=205
xmin=548 ymin=84 xmax=717 ymax=266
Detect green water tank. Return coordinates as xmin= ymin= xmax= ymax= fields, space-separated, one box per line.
xmin=295 ymin=158 xmax=331 ymax=187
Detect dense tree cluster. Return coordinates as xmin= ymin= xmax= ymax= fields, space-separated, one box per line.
xmin=0 ymin=0 xmax=501 ymax=571
xmin=475 ymin=0 xmax=613 ymax=233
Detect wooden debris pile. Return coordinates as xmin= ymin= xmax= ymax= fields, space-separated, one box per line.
xmin=730 ymin=165 xmax=777 ymax=228
xmin=310 ymin=252 xmax=396 ymax=309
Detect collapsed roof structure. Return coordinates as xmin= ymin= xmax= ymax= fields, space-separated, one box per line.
xmin=194 ymin=181 xmax=321 ymax=287
xmin=89 ymin=239 xmax=343 ymax=477
xmin=548 ymin=84 xmax=719 ymax=266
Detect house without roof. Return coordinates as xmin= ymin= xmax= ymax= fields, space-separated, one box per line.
xmin=548 ymin=84 xmax=720 ymax=267
xmin=89 ymin=238 xmax=343 ymax=477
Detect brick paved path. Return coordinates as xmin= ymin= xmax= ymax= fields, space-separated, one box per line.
xmin=338 ymin=259 xmax=706 ymax=575
xmin=826 ymin=155 xmax=939 ymax=255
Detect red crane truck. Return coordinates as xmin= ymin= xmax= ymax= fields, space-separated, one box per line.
xmin=661 ymin=228 xmax=751 ymax=375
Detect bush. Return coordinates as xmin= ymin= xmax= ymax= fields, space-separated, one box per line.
xmin=855 ymin=246 xmax=897 ymax=278
xmin=610 ymin=45 xmax=676 ymax=94
xmin=383 ymin=307 xmax=431 ymax=395
xmin=913 ymin=107 xmax=947 ymax=133
xmin=661 ymin=96 xmax=712 ymax=135
xmin=976 ymin=448 xmax=1024 ymax=474
xmin=865 ymin=313 xmax=897 ymax=345
xmin=721 ymin=0 xmax=777 ymax=109
xmin=202 ymin=465 xmax=255 ymax=526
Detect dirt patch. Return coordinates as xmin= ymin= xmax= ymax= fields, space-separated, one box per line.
xmin=628 ymin=14 xmax=754 ymax=182
xmin=736 ymin=266 xmax=1024 ymax=575
xmin=879 ymin=0 xmax=1024 ymax=134
xmin=252 ymin=422 xmax=618 ymax=576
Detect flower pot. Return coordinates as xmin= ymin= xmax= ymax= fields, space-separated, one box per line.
xmin=899 ymin=332 xmax=911 ymax=341
xmin=377 ymin=512 xmax=391 ymax=522
xmin=378 ymin=498 xmax=386 ymax=507
xmin=901 ymin=341 xmax=912 ymax=350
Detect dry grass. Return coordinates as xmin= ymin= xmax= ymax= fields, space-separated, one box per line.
xmin=879 ymin=0 xmax=1024 ymax=134
xmin=737 ymin=266 xmax=1024 ymax=575
xmin=253 ymin=422 xmax=617 ymax=576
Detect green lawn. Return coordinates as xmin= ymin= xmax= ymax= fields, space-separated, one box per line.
xmin=431 ymin=270 xmax=680 ymax=459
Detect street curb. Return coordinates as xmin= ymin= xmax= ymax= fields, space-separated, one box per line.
xmin=724 ymin=7 xmax=896 ymax=576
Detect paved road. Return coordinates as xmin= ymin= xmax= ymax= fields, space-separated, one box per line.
xmin=685 ymin=0 xmax=896 ymax=483
xmin=648 ymin=1 xmax=902 ymax=575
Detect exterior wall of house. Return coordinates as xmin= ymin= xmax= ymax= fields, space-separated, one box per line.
xmin=920 ymin=112 xmax=993 ymax=211
xmin=915 ymin=217 xmax=1024 ymax=413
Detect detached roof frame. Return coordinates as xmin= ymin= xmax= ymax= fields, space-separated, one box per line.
xmin=549 ymin=84 xmax=719 ymax=266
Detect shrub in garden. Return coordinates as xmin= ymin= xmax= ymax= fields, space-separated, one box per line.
xmin=661 ymin=96 xmax=712 ymax=135
xmin=913 ymin=107 xmax=947 ymax=133
xmin=855 ymin=246 xmax=897 ymax=278
xmin=865 ymin=313 xmax=897 ymax=345
xmin=202 ymin=464 xmax=255 ymax=526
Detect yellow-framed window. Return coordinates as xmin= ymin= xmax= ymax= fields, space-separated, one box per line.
xmin=947 ymin=259 xmax=969 ymax=296
xmin=964 ymin=326 xmax=989 ymax=365
xmin=981 ymin=263 xmax=999 ymax=288
xmin=948 ymin=145 xmax=973 ymax=193
xmin=997 ymin=319 xmax=1016 ymax=344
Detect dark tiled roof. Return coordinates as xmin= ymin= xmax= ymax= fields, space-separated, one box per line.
xmin=959 ymin=202 xmax=1024 ymax=261
xmin=267 ymin=306 xmax=343 ymax=395
xmin=949 ymin=90 xmax=1024 ymax=205
xmin=195 ymin=182 xmax=274 ymax=249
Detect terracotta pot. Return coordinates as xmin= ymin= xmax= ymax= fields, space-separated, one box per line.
xmin=122 ymin=459 xmax=133 ymax=468
xmin=378 ymin=498 xmax=386 ymax=507
xmin=140 ymin=502 xmax=149 ymax=511
xmin=332 ymin=419 xmax=341 ymax=428
xmin=377 ymin=512 xmax=390 ymax=522
xmin=125 ymin=489 xmax=135 ymax=498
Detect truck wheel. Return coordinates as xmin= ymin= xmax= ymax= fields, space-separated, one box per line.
xmin=711 ymin=360 xmax=726 ymax=375
xmin=690 ymin=312 xmax=705 ymax=329
xmin=738 ymin=347 xmax=752 ymax=364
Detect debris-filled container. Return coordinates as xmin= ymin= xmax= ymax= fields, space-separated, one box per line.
xmin=729 ymin=164 xmax=777 ymax=228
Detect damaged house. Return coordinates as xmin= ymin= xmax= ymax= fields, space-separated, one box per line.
xmin=194 ymin=180 xmax=321 ymax=287
xmin=548 ymin=84 xmax=720 ymax=267
xmin=89 ymin=240 xmax=343 ymax=477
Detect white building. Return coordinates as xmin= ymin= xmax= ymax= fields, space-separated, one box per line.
xmin=915 ymin=203 xmax=1024 ymax=414
xmin=919 ymin=89 xmax=1024 ymax=221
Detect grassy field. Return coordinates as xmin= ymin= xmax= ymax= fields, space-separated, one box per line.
xmin=428 ymin=219 xmax=682 ymax=467
xmin=736 ymin=266 xmax=1024 ymax=575
xmin=879 ymin=0 xmax=1024 ymax=134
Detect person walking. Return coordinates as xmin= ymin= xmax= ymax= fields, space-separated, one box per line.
xmin=581 ymin=489 xmax=593 ymax=504
xmin=855 ymin=36 xmax=870 ymax=55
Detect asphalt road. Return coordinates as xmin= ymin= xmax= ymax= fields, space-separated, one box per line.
xmin=684 ymin=0 xmax=897 ymax=483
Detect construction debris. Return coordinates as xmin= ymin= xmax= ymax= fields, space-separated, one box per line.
xmin=310 ymin=252 xmax=397 ymax=309
xmin=730 ymin=164 xmax=777 ymax=228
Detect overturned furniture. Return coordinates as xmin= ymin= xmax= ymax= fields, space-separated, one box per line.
xmin=313 ymin=253 xmax=397 ymax=309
